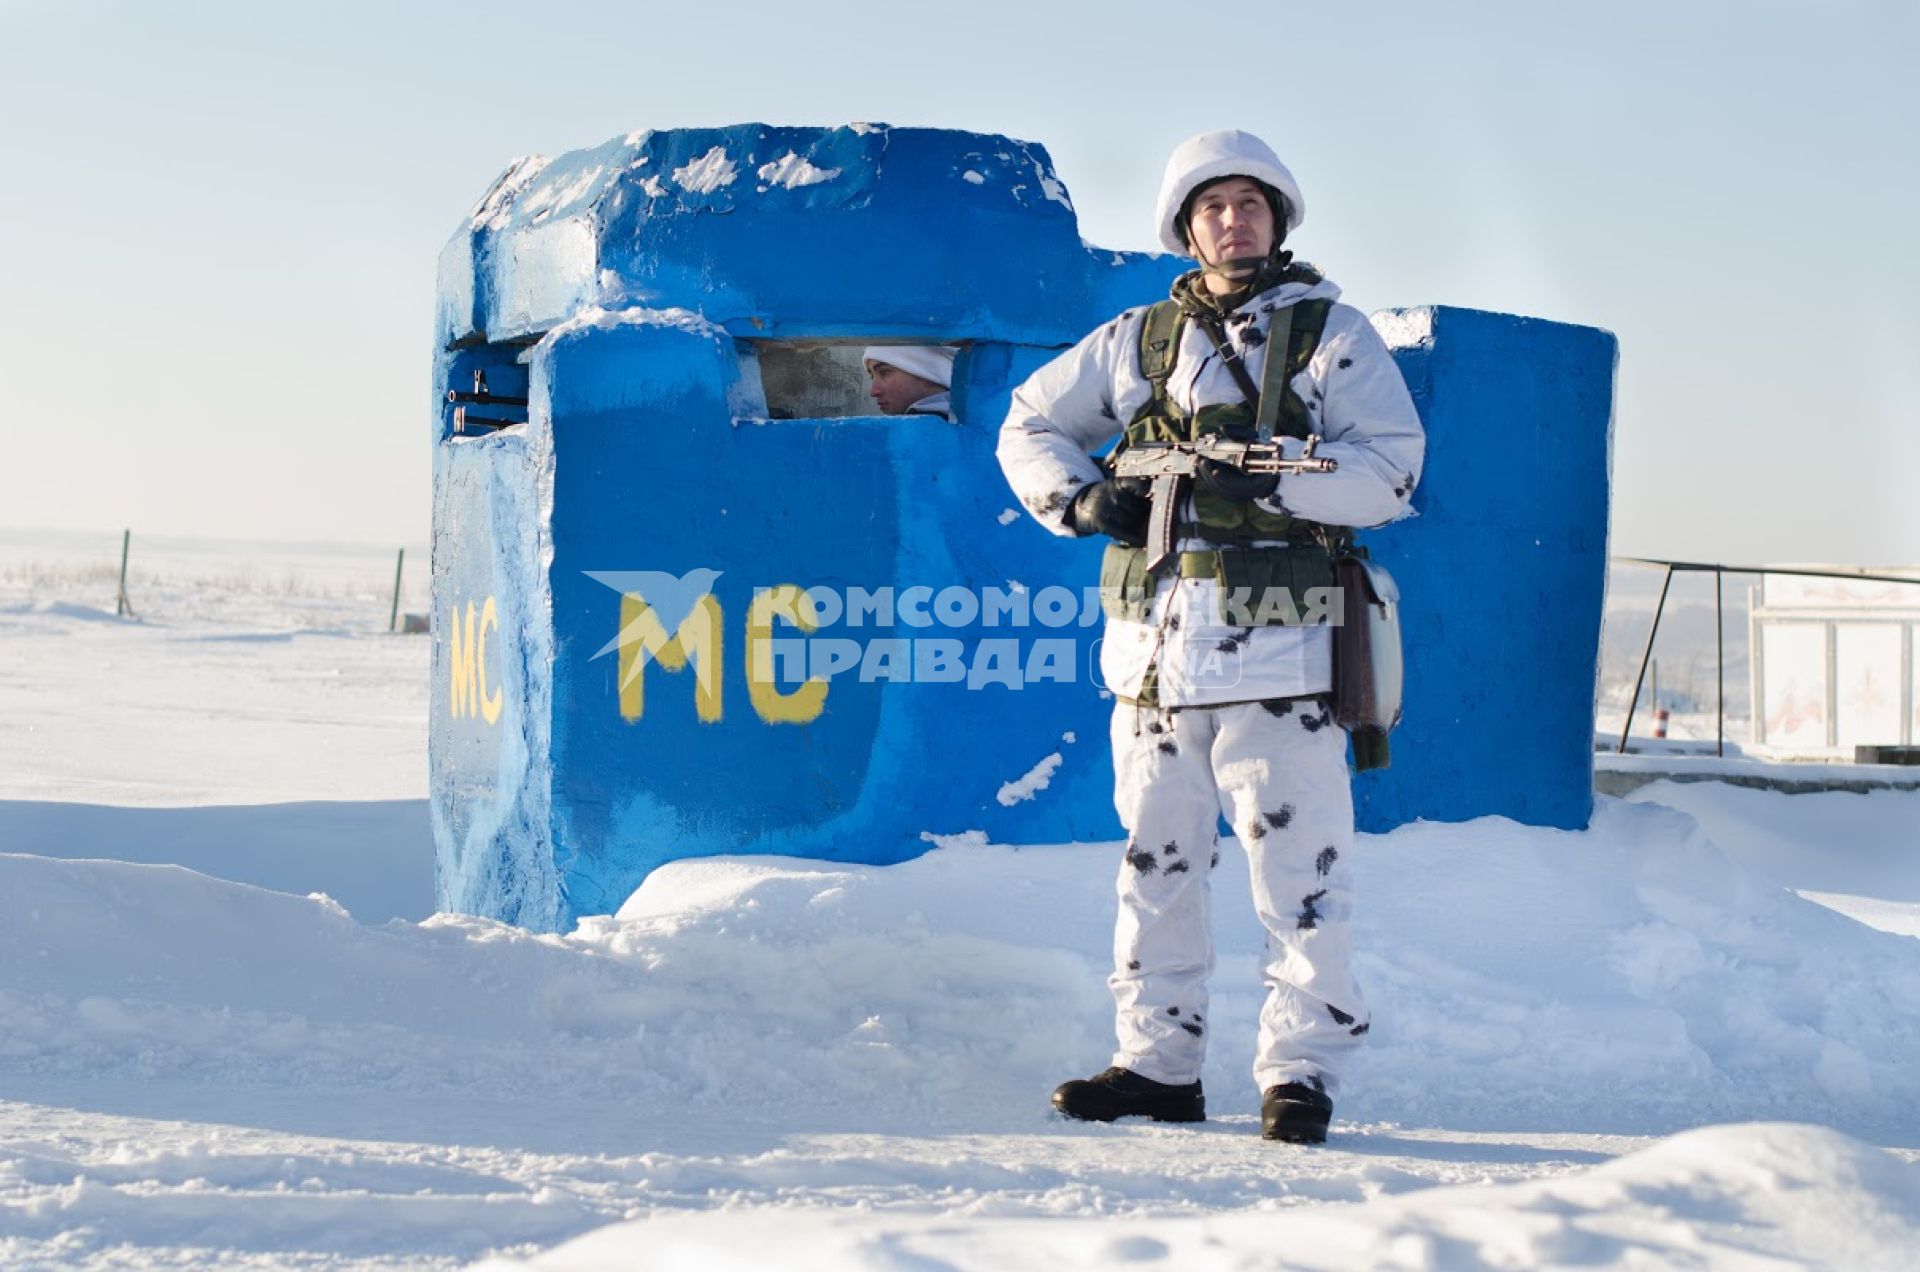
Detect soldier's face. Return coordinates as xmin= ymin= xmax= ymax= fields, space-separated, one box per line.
xmin=866 ymin=361 xmax=944 ymax=415
xmin=1186 ymin=177 xmax=1276 ymax=267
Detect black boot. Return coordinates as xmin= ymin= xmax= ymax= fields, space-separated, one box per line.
xmin=1261 ymin=1082 xmax=1333 ymax=1143
xmin=1052 ymin=1067 xmax=1205 ymax=1123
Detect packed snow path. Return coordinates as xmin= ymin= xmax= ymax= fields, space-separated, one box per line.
xmin=12 ymin=1101 xmax=1918 ymax=1270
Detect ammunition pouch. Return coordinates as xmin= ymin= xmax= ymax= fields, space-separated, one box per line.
xmin=1191 ymin=496 xmax=1298 ymax=544
xmin=1098 ymin=543 xmax=1338 ymax=628
xmin=1099 ymin=542 xmax=1155 ymax=621
xmin=1212 ymin=546 xmax=1338 ymax=627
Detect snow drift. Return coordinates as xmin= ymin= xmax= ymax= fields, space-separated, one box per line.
xmin=484 ymin=1121 xmax=1920 ymax=1270
xmin=5 ymin=797 xmax=1917 ymax=1138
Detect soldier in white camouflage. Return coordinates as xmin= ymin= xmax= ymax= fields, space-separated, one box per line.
xmin=997 ymin=130 xmax=1424 ymax=1142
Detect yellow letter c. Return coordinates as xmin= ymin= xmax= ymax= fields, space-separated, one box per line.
xmin=477 ymin=596 xmax=504 ymax=725
xmin=747 ymin=585 xmax=828 ymax=725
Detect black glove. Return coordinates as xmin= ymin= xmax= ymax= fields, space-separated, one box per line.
xmin=1195 ymin=457 xmax=1280 ymax=504
xmin=1067 ymin=478 xmax=1152 ymax=547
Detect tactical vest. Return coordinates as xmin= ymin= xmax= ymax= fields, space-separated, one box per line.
xmin=1097 ymin=294 xmax=1344 ymax=631
xmin=1124 ymin=295 xmax=1333 ymax=544
xmin=1103 ymin=294 xmax=1394 ymax=770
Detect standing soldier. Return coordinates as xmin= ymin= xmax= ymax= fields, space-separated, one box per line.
xmin=996 ymin=130 xmax=1424 ymax=1143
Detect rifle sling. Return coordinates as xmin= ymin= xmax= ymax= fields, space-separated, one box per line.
xmin=1193 ymin=308 xmax=1296 ymax=443
xmin=1192 ymin=315 xmax=1263 ymax=411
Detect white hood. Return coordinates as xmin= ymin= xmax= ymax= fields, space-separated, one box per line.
xmin=862 ymin=344 xmax=957 ymax=388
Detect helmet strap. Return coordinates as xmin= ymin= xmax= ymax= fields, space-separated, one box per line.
xmin=1191 ymin=241 xmax=1295 ymax=305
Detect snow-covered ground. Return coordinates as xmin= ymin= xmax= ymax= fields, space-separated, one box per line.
xmin=2 ymin=531 xmax=1918 ymax=1270
xmin=0 ymin=528 xmax=428 ymax=808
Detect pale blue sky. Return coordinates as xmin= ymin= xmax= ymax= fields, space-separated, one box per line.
xmin=2 ymin=0 xmax=1914 ymax=564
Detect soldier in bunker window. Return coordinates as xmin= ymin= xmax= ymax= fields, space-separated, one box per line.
xmin=864 ymin=345 xmax=957 ymax=421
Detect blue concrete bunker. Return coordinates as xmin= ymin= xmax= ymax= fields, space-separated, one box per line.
xmin=431 ymin=124 xmax=1616 ymax=932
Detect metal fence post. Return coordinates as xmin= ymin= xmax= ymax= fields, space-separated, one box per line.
xmin=389 ymin=547 xmax=405 ymax=633
xmin=1618 ymin=564 xmax=1673 ymax=753
xmin=1715 ymin=568 xmax=1725 ymax=757
xmin=115 ymin=529 xmax=134 ymax=618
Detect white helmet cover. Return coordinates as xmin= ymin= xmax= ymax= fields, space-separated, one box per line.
xmin=1154 ymin=129 xmax=1305 ymax=256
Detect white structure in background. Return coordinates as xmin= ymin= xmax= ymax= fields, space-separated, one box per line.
xmin=1750 ymin=571 xmax=1920 ymax=755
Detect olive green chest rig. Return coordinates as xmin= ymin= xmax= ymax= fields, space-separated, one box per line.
xmin=1097 ymin=291 xmax=1349 ymax=636
xmin=1100 ymin=292 xmax=1393 ymax=770
xmin=1124 ymin=294 xmax=1335 ymax=544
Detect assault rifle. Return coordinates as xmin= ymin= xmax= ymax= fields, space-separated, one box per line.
xmin=1109 ymin=434 xmax=1337 ymax=482
xmin=1108 ymin=435 xmax=1338 ymax=571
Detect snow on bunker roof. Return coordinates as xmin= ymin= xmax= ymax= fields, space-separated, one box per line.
xmin=437 ymin=122 xmax=1154 ymax=349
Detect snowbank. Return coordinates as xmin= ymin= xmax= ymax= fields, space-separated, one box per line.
xmin=1624 ymin=779 xmax=1920 ymax=937
xmin=484 ymin=1122 xmax=1920 ymax=1270
xmin=1356 ymin=801 xmax=1920 ymax=1132
xmin=0 ymin=800 xmax=431 ymax=924
xmin=4 ymin=791 xmax=1920 ymax=1268
xmin=4 ymin=797 xmax=1918 ymax=1139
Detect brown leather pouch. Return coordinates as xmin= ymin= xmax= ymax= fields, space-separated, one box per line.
xmin=1332 ymin=555 xmax=1404 ymax=757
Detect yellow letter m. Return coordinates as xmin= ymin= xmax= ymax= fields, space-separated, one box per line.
xmin=616 ymin=594 xmax=723 ymax=723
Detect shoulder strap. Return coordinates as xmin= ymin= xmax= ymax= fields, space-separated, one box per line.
xmin=1254 ymin=298 xmax=1333 ymax=440
xmin=1108 ymin=301 xmax=1185 ymax=465
xmin=1192 ymin=314 xmax=1262 ymax=408
xmin=1137 ymin=300 xmax=1184 ymax=385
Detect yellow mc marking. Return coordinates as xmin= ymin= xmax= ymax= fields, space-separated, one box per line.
xmin=448 ymin=596 xmax=504 ymax=726
xmin=611 ymin=585 xmax=829 ymax=726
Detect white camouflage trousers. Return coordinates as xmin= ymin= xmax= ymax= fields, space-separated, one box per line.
xmin=1107 ymin=697 xmax=1369 ymax=1096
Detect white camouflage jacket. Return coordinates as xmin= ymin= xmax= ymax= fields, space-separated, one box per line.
xmin=996 ymin=272 xmax=1425 ymax=707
